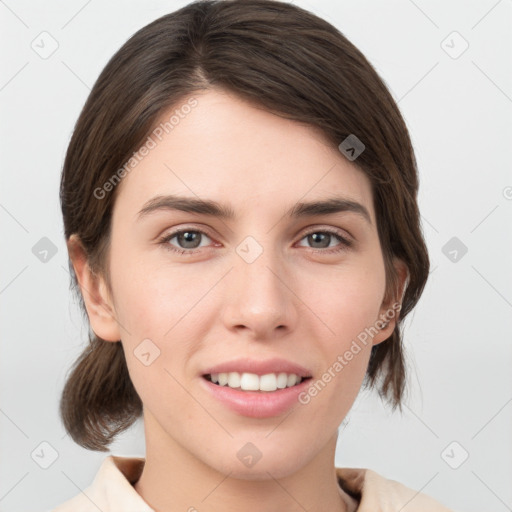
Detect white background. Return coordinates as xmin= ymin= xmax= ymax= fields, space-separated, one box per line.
xmin=1 ymin=1 xmax=511 ymax=511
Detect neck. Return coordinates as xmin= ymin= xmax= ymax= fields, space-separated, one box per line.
xmin=133 ymin=413 xmax=358 ymax=512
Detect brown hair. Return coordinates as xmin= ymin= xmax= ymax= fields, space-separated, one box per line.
xmin=60 ymin=0 xmax=429 ymax=451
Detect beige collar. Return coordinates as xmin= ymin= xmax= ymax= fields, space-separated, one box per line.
xmin=52 ymin=455 xmax=454 ymax=511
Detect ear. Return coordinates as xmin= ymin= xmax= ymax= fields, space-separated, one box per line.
xmin=67 ymin=234 xmax=121 ymax=342
xmin=372 ymin=257 xmax=409 ymax=346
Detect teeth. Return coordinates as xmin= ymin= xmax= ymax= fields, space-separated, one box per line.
xmin=241 ymin=372 xmax=260 ymax=391
xmin=287 ymin=374 xmax=297 ymax=387
xmin=209 ymin=372 xmax=305 ymax=392
xmin=227 ymin=372 xmax=241 ymax=388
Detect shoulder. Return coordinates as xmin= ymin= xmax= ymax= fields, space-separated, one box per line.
xmin=336 ymin=466 xmax=456 ymax=511
xmin=51 ymin=491 xmax=95 ymax=512
xmin=50 ymin=456 xmax=153 ymax=512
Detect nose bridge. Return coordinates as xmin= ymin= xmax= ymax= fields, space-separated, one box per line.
xmin=222 ymin=235 xmax=297 ymax=336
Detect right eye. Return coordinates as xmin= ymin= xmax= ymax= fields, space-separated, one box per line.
xmin=158 ymin=228 xmax=215 ymax=255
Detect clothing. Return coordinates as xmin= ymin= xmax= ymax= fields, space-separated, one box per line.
xmin=51 ymin=455 xmax=454 ymax=511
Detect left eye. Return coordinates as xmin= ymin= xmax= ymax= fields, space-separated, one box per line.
xmin=297 ymin=231 xmax=350 ymax=250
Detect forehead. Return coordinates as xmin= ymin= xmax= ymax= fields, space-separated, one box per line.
xmin=113 ymin=88 xmax=375 ymax=223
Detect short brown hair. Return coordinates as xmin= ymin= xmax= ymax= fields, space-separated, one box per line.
xmin=59 ymin=0 xmax=429 ymax=451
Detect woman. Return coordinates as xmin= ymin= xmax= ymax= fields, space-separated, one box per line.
xmin=52 ymin=0 xmax=454 ymax=510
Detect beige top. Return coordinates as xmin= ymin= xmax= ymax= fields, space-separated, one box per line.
xmin=51 ymin=455 xmax=455 ymax=511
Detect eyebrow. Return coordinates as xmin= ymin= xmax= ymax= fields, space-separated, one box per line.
xmin=137 ymin=194 xmax=371 ymax=224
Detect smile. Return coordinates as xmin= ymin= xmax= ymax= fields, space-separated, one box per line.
xmin=204 ymin=372 xmax=311 ymax=392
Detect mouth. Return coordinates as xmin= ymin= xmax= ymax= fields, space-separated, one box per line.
xmin=200 ymin=360 xmax=314 ymax=417
xmin=202 ymin=372 xmax=312 ymax=393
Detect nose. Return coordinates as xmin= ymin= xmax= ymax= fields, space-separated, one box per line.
xmin=221 ymin=244 xmax=298 ymax=340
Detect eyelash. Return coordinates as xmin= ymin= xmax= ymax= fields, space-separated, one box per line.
xmin=157 ymin=227 xmax=353 ymax=256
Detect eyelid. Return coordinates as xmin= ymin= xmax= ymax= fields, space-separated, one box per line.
xmin=299 ymin=224 xmax=353 ymax=241
xmin=158 ymin=223 xmax=216 ymax=241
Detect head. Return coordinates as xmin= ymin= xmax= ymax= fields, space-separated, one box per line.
xmin=60 ymin=0 xmax=429 ymax=474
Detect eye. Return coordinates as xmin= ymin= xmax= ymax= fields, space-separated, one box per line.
xmin=158 ymin=227 xmax=353 ymax=256
xmin=296 ymin=229 xmax=352 ymax=253
xmin=158 ymin=228 xmax=214 ymax=255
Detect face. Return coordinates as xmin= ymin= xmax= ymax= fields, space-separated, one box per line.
xmin=86 ymin=88 xmax=402 ymax=479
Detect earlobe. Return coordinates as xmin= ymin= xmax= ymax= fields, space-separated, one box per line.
xmin=372 ymin=258 xmax=409 ymax=346
xmin=67 ymin=234 xmax=121 ymax=342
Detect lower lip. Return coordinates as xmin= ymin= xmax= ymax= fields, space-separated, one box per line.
xmin=200 ymin=376 xmax=311 ymax=418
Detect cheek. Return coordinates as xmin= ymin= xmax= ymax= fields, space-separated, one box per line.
xmin=297 ymin=255 xmax=387 ymax=338
xmin=108 ymin=254 xmax=215 ymax=402
xmin=108 ymin=251 xmax=205 ymax=340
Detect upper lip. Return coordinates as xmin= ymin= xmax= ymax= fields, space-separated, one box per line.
xmin=202 ymin=357 xmax=312 ymax=378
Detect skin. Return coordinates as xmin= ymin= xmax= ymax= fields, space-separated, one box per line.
xmin=69 ymin=88 xmax=407 ymax=512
